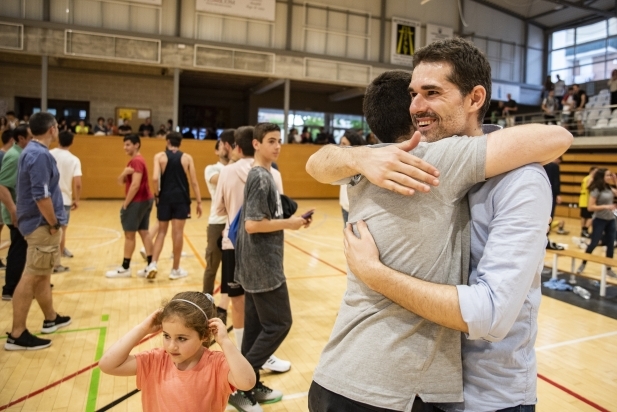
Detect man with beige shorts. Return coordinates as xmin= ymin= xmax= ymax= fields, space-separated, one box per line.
xmin=4 ymin=112 xmax=71 ymax=351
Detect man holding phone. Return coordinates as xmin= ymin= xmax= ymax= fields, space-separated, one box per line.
xmin=231 ymin=122 xmax=311 ymax=409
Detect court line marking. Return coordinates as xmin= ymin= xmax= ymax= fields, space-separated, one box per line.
xmin=537 ymin=374 xmax=610 ymax=412
xmin=285 ymin=240 xmax=346 ymax=275
xmin=536 ymin=330 xmax=617 ymax=351
xmin=68 ymin=225 xmax=122 ymax=250
xmin=182 ymin=233 xmax=207 ymax=268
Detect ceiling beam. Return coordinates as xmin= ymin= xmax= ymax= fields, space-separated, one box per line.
xmin=329 ymin=88 xmax=365 ymax=102
xmin=548 ymin=13 xmax=607 ymax=32
xmin=541 ymin=0 xmax=616 ymax=18
xmin=525 ymin=6 xmax=565 ymax=22
xmin=250 ymin=78 xmax=285 ymax=94
xmin=470 ymin=0 xmax=547 ymax=29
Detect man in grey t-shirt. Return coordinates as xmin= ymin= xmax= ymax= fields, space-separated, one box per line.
xmin=307 ymin=39 xmax=571 ymax=412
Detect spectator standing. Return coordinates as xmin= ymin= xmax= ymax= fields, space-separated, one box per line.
xmin=554 ymin=74 xmax=566 ymax=108
xmin=146 ymin=132 xmax=203 ymax=280
xmin=608 ymin=69 xmax=617 ymax=109
xmin=542 ymin=90 xmax=559 ymax=125
xmin=118 ymin=119 xmax=132 ymax=136
xmin=542 ymin=75 xmax=554 ymax=99
xmin=503 ymin=93 xmax=518 ymax=127
xmin=106 ymin=134 xmax=154 ymax=278
xmin=93 ymin=117 xmax=109 ymax=135
xmin=4 ymin=112 xmax=71 ymax=351
xmin=562 ymin=86 xmax=575 ymax=131
xmin=579 ymin=167 xmax=598 ymax=238
xmin=50 ymin=131 xmax=82 ymax=260
xmin=573 ymin=84 xmax=588 ymax=136
xmin=6 ymin=111 xmax=18 ymax=130
xmin=0 ymin=126 xmax=32 ymax=301
xmin=107 ymin=118 xmax=118 ymax=135
xmin=0 ymin=129 xmax=15 ymax=269
xmin=139 ymin=117 xmax=155 ymax=137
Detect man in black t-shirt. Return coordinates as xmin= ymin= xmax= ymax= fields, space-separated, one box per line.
xmin=573 ymin=84 xmax=587 ymax=136
xmin=138 ymin=117 xmax=155 ymax=137
xmin=118 ymin=119 xmax=132 ymax=136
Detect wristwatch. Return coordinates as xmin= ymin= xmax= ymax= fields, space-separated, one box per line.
xmin=50 ymin=222 xmax=61 ymax=231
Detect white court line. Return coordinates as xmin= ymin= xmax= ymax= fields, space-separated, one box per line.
xmin=69 ymin=225 xmax=122 ymax=249
xmin=536 ymin=330 xmax=617 ymax=351
xmin=225 ymin=392 xmax=309 ymax=410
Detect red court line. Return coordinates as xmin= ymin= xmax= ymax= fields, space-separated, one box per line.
xmin=284 ymin=240 xmax=346 ymax=275
xmin=537 ymin=374 xmax=610 ymax=412
xmin=0 ymin=332 xmax=160 ymax=411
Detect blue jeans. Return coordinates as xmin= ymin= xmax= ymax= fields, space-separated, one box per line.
xmin=583 ymin=218 xmax=616 ymax=266
xmin=497 ymin=406 xmax=535 ymax=412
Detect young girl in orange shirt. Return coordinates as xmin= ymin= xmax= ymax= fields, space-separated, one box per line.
xmin=99 ymin=291 xmax=256 ymax=412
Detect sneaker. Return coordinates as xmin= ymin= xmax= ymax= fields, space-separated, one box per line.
xmin=556 ymin=228 xmax=569 ymax=235
xmin=41 ymin=313 xmax=72 ymax=333
xmin=572 ymin=236 xmax=589 ymax=250
xmin=5 ymin=330 xmax=51 ymax=351
xmin=576 ymin=263 xmax=586 ymax=275
xmin=216 ymin=306 xmax=227 ymax=326
xmin=581 ymin=230 xmax=590 ymax=239
xmin=53 ymin=265 xmax=70 ymax=273
xmin=607 ymin=268 xmax=617 ymax=278
xmin=253 ymin=381 xmax=283 ymax=404
xmin=546 ymin=241 xmax=564 ymax=250
xmin=105 ymin=266 xmax=131 ymax=278
xmin=138 ymin=262 xmax=157 ymax=279
xmin=228 ymin=391 xmax=263 ymax=412
xmin=262 ymin=355 xmax=291 ymax=373
xmin=2 ymin=294 xmax=11 ymax=301
xmin=63 ymin=248 xmax=74 ymax=258
xmin=139 ymin=247 xmax=147 ymax=261
xmin=169 ymin=268 xmax=188 ymax=280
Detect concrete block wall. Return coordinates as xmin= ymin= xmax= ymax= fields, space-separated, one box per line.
xmin=0 ymin=64 xmax=174 ymax=127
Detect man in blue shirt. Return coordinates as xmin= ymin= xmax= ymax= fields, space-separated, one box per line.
xmin=4 ymin=112 xmax=71 ymax=351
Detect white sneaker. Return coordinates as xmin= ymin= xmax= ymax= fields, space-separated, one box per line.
xmin=139 ymin=247 xmax=147 ymax=261
xmin=105 ymin=267 xmax=131 ymax=278
xmin=137 ymin=262 xmax=158 ymax=279
xmin=169 ymin=268 xmax=188 ymax=280
xmin=261 ymin=355 xmax=291 ymax=373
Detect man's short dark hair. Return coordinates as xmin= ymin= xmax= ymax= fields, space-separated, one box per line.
xmin=97 ymin=117 xmax=105 ymax=123
xmin=253 ymin=123 xmax=280 ymax=143
xmin=219 ymin=129 xmax=235 ymax=147
xmin=364 ymin=70 xmax=412 ymax=143
xmin=167 ymin=132 xmax=182 ymax=147
xmin=1 ymin=129 xmax=13 ymax=145
xmin=6 ymin=111 xmax=15 ymax=117
xmin=413 ymin=37 xmax=492 ymax=125
xmin=58 ymin=131 xmax=74 ymax=147
xmin=235 ymin=126 xmax=255 ymax=157
xmin=13 ymin=125 xmax=29 ymax=141
xmin=29 ymin=112 xmax=57 ymax=136
xmin=123 ymin=133 xmax=141 ymax=148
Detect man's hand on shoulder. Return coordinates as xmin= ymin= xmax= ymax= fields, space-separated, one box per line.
xmin=359 ymin=132 xmax=440 ymax=196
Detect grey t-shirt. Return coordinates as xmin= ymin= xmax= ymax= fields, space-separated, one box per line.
xmin=235 ymin=166 xmax=285 ymax=293
xmin=590 ymin=188 xmax=615 ymax=220
xmin=313 ymin=135 xmax=487 ymax=410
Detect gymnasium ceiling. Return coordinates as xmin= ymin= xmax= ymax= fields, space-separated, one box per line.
xmin=474 ymin=0 xmax=617 ymax=30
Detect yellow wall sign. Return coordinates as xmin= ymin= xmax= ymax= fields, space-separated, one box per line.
xmin=391 ymin=17 xmax=421 ymax=67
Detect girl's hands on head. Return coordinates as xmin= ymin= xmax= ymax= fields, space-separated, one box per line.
xmin=140 ymin=309 xmax=163 ymax=335
xmin=208 ymin=318 xmax=229 ymax=344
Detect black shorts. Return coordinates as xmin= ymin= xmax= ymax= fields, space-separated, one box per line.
xmin=221 ymin=249 xmax=244 ymax=297
xmin=157 ymin=202 xmax=191 ymax=221
xmin=580 ymin=207 xmax=593 ymax=219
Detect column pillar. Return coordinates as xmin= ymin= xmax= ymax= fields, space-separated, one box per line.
xmin=41 ymin=56 xmax=48 ymax=112
xmin=173 ymin=68 xmax=180 ymax=132
xmin=283 ymin=79 xmax=290 ymax=143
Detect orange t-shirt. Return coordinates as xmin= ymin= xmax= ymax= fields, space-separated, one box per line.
xmin=135 ymin=348 xmax=234 ymax=412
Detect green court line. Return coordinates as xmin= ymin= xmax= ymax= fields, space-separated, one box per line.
xmin=1 ymin=315 xmax=110 ymax=412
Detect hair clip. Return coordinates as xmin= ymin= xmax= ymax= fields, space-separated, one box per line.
xmin=204 ymin=293 xmax=214 ymax=304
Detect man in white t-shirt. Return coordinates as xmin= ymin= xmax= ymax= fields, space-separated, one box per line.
xmin=50 ymin=131 xmax=82 ymax=266
xmin=204 ymin=131 xmax=233 ymax=323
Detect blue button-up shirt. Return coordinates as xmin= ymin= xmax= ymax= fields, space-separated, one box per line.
xmin=447 ymin=163 xmax=551 ymax=411
xmin=16 ymin=140 xmax=67 ymax=236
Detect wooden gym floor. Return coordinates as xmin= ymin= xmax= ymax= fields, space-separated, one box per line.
xmin=0 ymin=199 xmax=616 ymax=411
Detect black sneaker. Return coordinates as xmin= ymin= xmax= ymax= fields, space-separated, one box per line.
xmin=253 ymin=381 xmax=283 ymax=404
xmin=5 ymin=330 xmax=52 ymax=351
xmin=546 ymin=241 xmax=564 ymax=250
xmin=217 ymin=306 xmax=228 ymax=326
xmin=1 ymin=294 xmax=11 ymax=301
xmin=41 ymin=313 xmax=72 ymax=334
xmin=581 ymin=230 xmax=590 ymax=239
xmin=228 ymin=390 xmax=262 ymax=412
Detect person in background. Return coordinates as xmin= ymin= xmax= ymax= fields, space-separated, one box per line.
xmin=166 ymin=119 xmax=173 ymax=132
xmin=554 ymin=74 xmax=566 ymax=110
xmin=288 ymin=128 xmax=301 ymax=143
xmin=118 ymin=118 xmax=132 ymax=136
xmin=75 ymin=120 xmax=89 ymax=135
xmin=139 ymin=117 xmax=155 ymax=137
xmin=157 ymin=124 xmax=168 ymax=137
xmin=561 ymin=86 xmax=575 ymax=132
xmin=503 ymin=93 xmax=518 ymax=127
xmin=338 ymin=131 xmax=366 ymax=226
xmin=542 ymin=90 xmax=558 ymax=125
xmin=608 ymin=69 xmax=617 ymax=110
xmin=6 ymin=112 xmax=18 ymax=130
xmin=579 ymin=166 xmax=598 ymax=238
xmin=300 ymin=127 xmax=312 ymax=144
xmin=107 ymin=118 xmax=118 ymax=135
xmin=0 ymin=117 xmax=8 ymax=133
xmin=573 ymin=84 xmax=587 ymax=136
xmin=577 ymin=168 xmax=617 ymax=278
xmin=93 ymin=117 xmax=108 ymax=135
xmin=542 ymin=75 xmax=554 ymax=99
xmin=0 ymin=129 xmax=15 ymax=270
